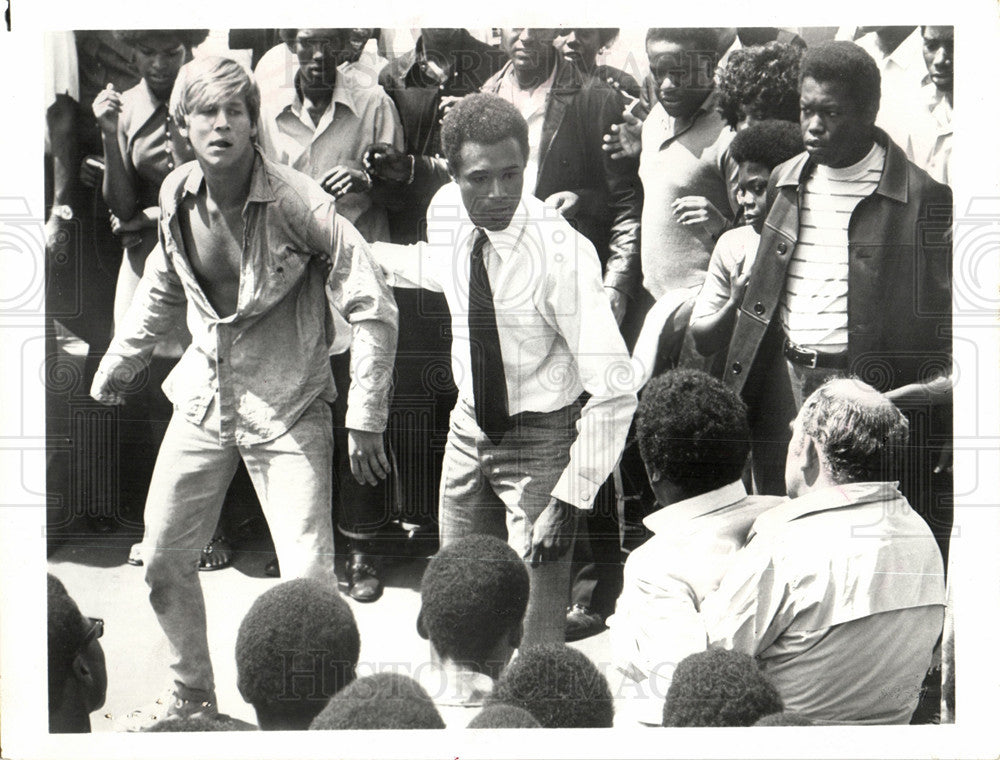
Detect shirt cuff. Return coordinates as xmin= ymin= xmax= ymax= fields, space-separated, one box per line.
xmin=344 ymin=403 xmax=387 ymax=434
xmin=550 ymin=470 xmax=604 ymax=511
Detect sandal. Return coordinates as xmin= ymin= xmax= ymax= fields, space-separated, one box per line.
xmin=198 ymin=534 xmax=233 ymax=571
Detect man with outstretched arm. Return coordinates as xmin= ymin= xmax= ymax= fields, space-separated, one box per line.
xmin=370 ymin=93 xmax=637 ymax=646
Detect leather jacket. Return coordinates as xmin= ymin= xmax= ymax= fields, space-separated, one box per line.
xmin=724 ymin=130 xmax=952 ymax=401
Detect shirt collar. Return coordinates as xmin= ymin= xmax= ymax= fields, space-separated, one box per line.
xmin=654 ymin=88 xmax=721 ymax=147
xmin=181 ymin=146 xmax=277 ymax=204
xmin=642 ymin=480 xmax=748 ymax=534
xmin=748 ymin=481 xmax=902 ymax=541
xmin=885 ymin=28 xmax=925 ymax=71
xmin=124 ymin=81 xmax=167 ymax=145
xmin=419 ymin=662 xmax=495 ymax=707
xmin=773 ymin=128 xmax=907 ymax=203
xmin=271 ymin=70 xmax=360 ymax=120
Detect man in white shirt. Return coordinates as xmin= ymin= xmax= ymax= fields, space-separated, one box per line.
xmin=702 ymin=378 xmax=946 ymax=724
xmin=608 ymin=369 xmax=780 ymax=725
xmin=905 ymin=26 xmax=953 ymax=185
xmin=371 ymin=93 xmax=637 ymax=646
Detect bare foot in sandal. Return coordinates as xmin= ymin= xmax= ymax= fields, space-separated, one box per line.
xmin=198 ymin=532 xmax=233 ymax=571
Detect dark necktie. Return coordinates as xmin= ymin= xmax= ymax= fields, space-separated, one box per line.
xmin=468 ymin=228 xmax=511 ymax=444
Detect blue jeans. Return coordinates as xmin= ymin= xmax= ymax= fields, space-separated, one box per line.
xmin=142 ymin=397 xmax=336 ymax=701
xmin=439 ymin=398 xmax=580 ymax=647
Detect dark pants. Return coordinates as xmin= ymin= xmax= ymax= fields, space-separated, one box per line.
xmin=330 ymin=351 xmax=394 ymax=540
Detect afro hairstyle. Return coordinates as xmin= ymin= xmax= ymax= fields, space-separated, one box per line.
xmin=419 ymin=534 xmax=529 ymax=666
xmin=636 ymin=369 xmax=751 ymax=495
xmin=663 ymin=649 xmax=783 ymax=727
xmin=646 ymin=27 xmax=723 ymax=61
xmin=144 ymin=715 xmax=256 ymax=732
xmin=114 ymin=29 xmax=210 ymax=50
xmin=47 ymin=574 xmax=89 ymax=711
xmin=468 ymin=703 xmax=542 ymax=728
xmin=488 ymin=644 xmax=614 ymax=728
xmin=729 ymin=119 xmax=804 ymax=171
xmin=799 ymin=41 xmax=881 ymax=119
xmin=235 ymin=578 xmax=360 ymax=727
xmin=440 ymin=93 xmax=529 ymax=172
xmin=309 ymin=672 xmax=446 ymax=729
xmin=716 ymin=42 xmax=803 ymax=128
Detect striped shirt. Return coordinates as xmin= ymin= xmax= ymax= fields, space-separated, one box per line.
xmin=780 ymin=143 xmax=885 ymax=351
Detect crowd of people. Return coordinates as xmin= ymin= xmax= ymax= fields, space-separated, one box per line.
xmin=44 ymin=25 xmax=954 ymax=731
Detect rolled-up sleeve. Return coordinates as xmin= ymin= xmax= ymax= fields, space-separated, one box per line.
xmin=322 ymin=209 xmax=399 ymax=433
xmin=91 ymin=240 xmax=187 ymax=399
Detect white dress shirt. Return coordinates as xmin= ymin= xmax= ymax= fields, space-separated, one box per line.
xmin=702 ymin=481 xmax=946 ymax=724
xmin=608 ymin=481 xmax=780 ymax=725
xmin=371 ymin=182 xmax=637 ymax=510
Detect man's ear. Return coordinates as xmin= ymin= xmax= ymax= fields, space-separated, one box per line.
xmin=446 ymin=159 xmax=457 ymax=183
xmin=802 ymin=435 xmax=822 ymax=484
xmin=416 ymin=608 xmax=429 ymax=640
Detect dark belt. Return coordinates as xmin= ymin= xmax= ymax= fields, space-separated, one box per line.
xmin=783 ymin=338 xmax=849 ymax=370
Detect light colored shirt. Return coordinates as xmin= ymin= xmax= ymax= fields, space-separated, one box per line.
xmin=258 ymin=69 xmax=404 ymax=243
xmin=44 ymin=31 xmax=79 ymax=107
xmin=494 ymin=62 xmax=558 ymax=198
xmin=854 ymin=28 xmax=928 ymax=149
xmin=608 ymin=481 xmax=779 ymax=726
xmin=702 ymin=481 xmax=946 ymax=725
xmin=638 ymin=94 xmax=739 ymax=298
xmin=690 ymin=224 xmax=760 ymax=321
xmin=905 ymin=81 xmax=953 ymax=185
xmin=93 ymin=151 xmax=398 ymax=445
xmin=780 ymin=142 xmax=884 ymax=351
xmin=371 ymin=182 xmax=637 ymax=510
xmin=414 ymin=663 xmax=495 ymax=729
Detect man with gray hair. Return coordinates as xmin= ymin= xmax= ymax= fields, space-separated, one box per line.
xmin=702 ymin=378 xmax=945 ymax=724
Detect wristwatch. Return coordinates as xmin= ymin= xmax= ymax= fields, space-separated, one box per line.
xmin=50 ymin=205 xmax=74 ymax=221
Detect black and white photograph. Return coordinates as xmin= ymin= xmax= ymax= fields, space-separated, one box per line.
xmin=2 ymin=1 xmax=999 ymax=758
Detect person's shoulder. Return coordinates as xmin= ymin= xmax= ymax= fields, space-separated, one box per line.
xmin=261 ymin=156 xmax=332 ymax=210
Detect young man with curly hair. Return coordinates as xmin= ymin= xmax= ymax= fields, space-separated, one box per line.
xmin=607 ymin=368 xmax=781 ymax=726
xmin=415 ymin=534 xmax=529 ymax=726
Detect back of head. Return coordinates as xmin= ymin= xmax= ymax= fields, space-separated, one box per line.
xmin=48 ymin=574 xmax=89 ymax=712
xmin=637 ymin=369 xmax=750 ymax=496
xmin=235 ymin=579 xmax=360 ymax=730
xmin=798 ymin=378 xmax=909 ymax=484
xmin=170 ymin=55 xmax=261 ymax=130
xmin=489 ymin=644 xmax=613 ymax=728
xmin=753 ymin=710 xmax=815 ymax=726
xmin=440 ymin=92 xmax=529 ymax=171
xmin=468 ymin=703 xmax=541 ymax=728
xmin=730 ymin=119 xmax=804 ymax=171
xmin=419 ymin=534 xmax=529 ymax=668
xmin=664 ymin=649 xmax=783 ymax=727
xmin=309 ymin=673 xmax=446 ymax=729
xmin=717 ymin=42 xmax=804 ymax=128
xmin=144 ymin=715 xmax=256 ymax=732
xmin=799 ymin=41 xmax=881 ymax=119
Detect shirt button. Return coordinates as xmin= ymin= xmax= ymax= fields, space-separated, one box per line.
xmin=776 ymin=242 xmax=788 ymax=255
xmin=731 ymin=362 xmax=743 ymax=375
xmin=753 ymin=302 xmax=765 ymax=315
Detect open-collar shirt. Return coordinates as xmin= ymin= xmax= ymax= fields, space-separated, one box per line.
xmin=93 ymin=150 xmax=398 ymax=445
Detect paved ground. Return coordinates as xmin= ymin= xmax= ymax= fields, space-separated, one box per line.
xmin=47 ymin=524 xmax=615 ymax=732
